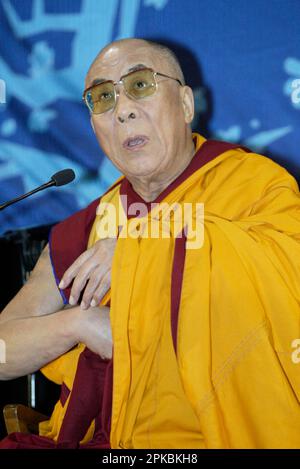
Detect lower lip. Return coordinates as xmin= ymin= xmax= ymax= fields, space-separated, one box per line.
xmin=123 ymin=139 xmax=149 ymax=152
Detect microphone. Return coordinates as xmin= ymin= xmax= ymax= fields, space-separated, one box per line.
xmin=0 ymin=169 xmax=75 ymax=211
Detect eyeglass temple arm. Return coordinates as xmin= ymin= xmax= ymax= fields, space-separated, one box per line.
xmin=155 ymin=72 xmax=183 ymax=86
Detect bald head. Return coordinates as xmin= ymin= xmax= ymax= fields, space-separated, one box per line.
xmin=85 ymin=38 xmax=185 ymax=88
xmin=85 ymin=37 xmax=195 ymax=195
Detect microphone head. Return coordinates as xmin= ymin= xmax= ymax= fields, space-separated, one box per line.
xmin=51 ymin=169 xmax=75 ymax=187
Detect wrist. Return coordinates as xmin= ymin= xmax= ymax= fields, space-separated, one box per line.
xmin=60 ymin=306 xmax=84 ymax=344
xmin=71 ymin=305 xmax=111 ymax=345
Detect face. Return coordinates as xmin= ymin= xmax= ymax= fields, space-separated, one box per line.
xmin=85 ymin=40 xmax=194 ymax=182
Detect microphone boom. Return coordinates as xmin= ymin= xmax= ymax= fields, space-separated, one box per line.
xmin=0 ymin=169 xmax=76 ymax=211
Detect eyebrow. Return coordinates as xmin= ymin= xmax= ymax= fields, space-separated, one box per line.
xmin=127 ymin=63 xmax=148 ymax=72
xmin=90 ymin=64 xmax=148 ymax=87
xmin=90 ymin=77 xmax=106 ymax=86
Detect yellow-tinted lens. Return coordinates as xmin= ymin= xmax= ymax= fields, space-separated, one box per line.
xmin=85 ymin=82 xmax=115 ymax=114
xmin=123 ymin=69 xmax=156 ymax=99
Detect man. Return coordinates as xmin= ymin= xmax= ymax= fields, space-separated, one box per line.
xmin=1 ymin=38 xmax=300 ymax=449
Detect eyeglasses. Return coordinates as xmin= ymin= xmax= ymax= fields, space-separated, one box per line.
xmin=82 ymin=67 xmax=183 ymax=115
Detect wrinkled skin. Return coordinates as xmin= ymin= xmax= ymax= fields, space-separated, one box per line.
xmin=63 ymin=38 xmax=195 ymax=308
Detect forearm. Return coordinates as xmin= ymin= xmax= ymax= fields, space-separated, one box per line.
xmin=0 ymin=308 xmax=80 ymax=380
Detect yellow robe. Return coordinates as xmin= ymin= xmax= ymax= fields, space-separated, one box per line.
xmin=41 ymin=133 xmax=300 ymax=448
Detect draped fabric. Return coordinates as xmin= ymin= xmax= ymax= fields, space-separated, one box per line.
xmin=105 ymin=135 xmax=300 ymax=448
xmin=1 ymin=134 xmax=300 ymax=448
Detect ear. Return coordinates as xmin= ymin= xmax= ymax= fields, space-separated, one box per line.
xmin=180 ymin=86 xmax=194 ymax=124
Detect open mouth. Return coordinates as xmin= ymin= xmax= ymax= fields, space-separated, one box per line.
xmin=122 ymin=135 xmax=149 ymax=151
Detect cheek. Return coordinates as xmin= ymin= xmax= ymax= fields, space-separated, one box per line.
xmin=150 ymin=106 xmax=180 ymax=144
xmin=92 ymin=120 xmax=116 ymax=154
xmin=152 ymin=94 xmax=182 ymax=130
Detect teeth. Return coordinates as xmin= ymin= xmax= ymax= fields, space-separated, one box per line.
xmin=128 ymin=138 xmax=144 ymax=147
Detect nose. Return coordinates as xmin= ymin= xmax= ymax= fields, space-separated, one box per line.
xmin=117 ymin=112 xmax=136 ymax=124
xmin=115 ymin=87 xmax=139 ymax=124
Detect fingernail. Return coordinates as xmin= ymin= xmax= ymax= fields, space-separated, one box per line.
xmin=69 ymin=296 xmax=75 ymax=305
xmin=80 ymin=302 xmax=86 ymax=310
xmin=90 ymin=299 xmax=96 ymax=307
xmin=59 ymin=280 xmax=65 ymax=289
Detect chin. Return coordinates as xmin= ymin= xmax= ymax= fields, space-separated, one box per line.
xmin=120 ymin=156 xmax=159 ymax=177
xmin=126 ymin=163 xmax=160 ymax=178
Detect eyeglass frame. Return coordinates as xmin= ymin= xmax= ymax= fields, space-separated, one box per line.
xmin=82 ymin=67 xmax=184 ymax=114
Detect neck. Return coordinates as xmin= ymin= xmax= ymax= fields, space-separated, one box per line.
xmin=127 ymin=138 xmax=196 ymax=202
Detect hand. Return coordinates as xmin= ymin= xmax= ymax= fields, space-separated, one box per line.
xmin=75 ymin=305 xmax=112 ymax=360
xmin=58 ymin=237 xmax=117 ymax=310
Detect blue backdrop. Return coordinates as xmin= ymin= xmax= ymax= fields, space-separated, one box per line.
xmin=0 ymin=0 xmax=299 ymax=235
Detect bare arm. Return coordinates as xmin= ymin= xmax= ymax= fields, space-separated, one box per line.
xmin=0 ymin=244 xmax=64 ymax=323
xmin=0 ymin=245 xmax=112 ymax=380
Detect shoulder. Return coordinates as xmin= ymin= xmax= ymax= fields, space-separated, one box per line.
xmin=209 ymin=143 xmax=298 ymax=192
xmin=51 ymin=176 xmax=124 ymax=240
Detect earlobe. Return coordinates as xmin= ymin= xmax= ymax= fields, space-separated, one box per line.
xmin=181 ymin=86 xmax=194 ymax=124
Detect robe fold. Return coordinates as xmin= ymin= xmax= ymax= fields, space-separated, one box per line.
xmin=1 ymin=133 xmax=300 ymax=449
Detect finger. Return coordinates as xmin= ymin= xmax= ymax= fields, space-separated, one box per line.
xmin=59 ymin=247 xmax=94 ymax=289
xmin=69 ymin=260 xmax=98 ymax=305
xmin=80 ymin=267 xmax=108 ymax=309
xmin=89 ymin=272 xmax=111 ymax=307
xmin=59 ymin=248 xmax=95 ymax=289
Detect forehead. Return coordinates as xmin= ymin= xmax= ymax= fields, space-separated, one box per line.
xmin=85 ymin=43 xmax=165 ymax=88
